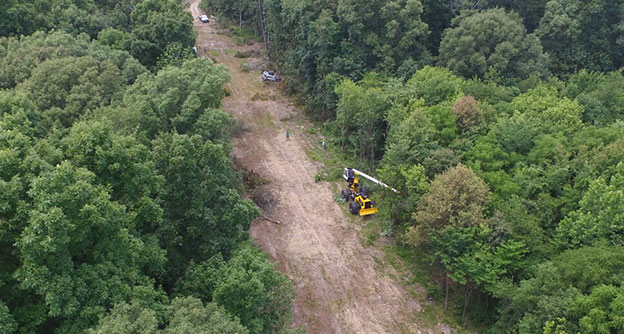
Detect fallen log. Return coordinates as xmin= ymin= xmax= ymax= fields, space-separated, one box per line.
xmin=261 ymin=216 xmax=280 ymax=224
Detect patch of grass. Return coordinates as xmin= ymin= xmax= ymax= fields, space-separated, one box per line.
xmin=231 ymin=26 xmax=260 ymax=46
xmin=361 ymin=216 xmax=383 ymax=246
xmin=217 ymin=18 xmax=262 ymax=46
xmin=314 ymin=167 xmax=342 ymax=182
xmin=235 ymin=50 xmax=255 ymax=58
xmin=254 ymin=112 xmax=274 ymax=128
xmin=305 ymin=148 xmax=323 ymax=162
xmin=304 ymin=145 xmax=354 ymax=171
xmin=240 ymin=62 xmax=253 ymax=72
xmin=331 ymin=297 xmax=345 ymax=312
xmin=279 ymin=114 xmax=293 ymax=122
xmin=383 ymin=244 xmax=430 ymax=286
xmin=210 ymin=50 xmax=218 ymax=57
xmin=250 ymin=92 xmax=276 ymax=101
xmin=304 ymin=295 xmax=318 ymax=309
xmin=306 ymin=127 xmax=318 ymax=135
xmin=333 ymin=193 xmax=346 ymax=204
xmin=306 ymin=316 xmax=319 ymax=332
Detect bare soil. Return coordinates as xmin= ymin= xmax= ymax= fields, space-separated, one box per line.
xmin=189 ymin=2 xmax=447 ymax=333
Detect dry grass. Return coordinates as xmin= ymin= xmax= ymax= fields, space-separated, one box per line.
xmin=250 ymin=92 xmax=277 ymax=101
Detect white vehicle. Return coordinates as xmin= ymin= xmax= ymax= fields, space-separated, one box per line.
xmin=262 ymin=71 xmax=280 ymax=82
xmin=199 ymin=15 xmax=209 ymax=23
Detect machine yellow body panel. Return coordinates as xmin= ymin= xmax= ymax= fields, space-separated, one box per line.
xmin=359 ymin=207 xmax=379 ymax=216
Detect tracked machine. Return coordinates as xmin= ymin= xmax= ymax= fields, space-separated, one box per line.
xmin=341 ymin=168 xmax=399 ymax=216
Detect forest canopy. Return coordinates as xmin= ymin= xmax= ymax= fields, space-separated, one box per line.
xmin=2 ymin=0 xmax=624 ymax=332
xmin=0 ymin=1 xmax=294 ymax=333
xmin=204 ymin=0 xmax=624 ymax=332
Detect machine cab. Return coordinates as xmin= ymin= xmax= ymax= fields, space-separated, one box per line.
xmin=343 ymin=168 xmax=355 ymax=183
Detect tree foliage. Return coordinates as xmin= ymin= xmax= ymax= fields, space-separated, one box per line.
xmin=88 ymin=297 xmax=249 ymax=334
xmin=536 ymin=0 xmax=624 ymax=74
xmin=0 ymin=7 xmax=292 ymax=333
xmin=177 ymin=243 xmax=294 ymax=334
xmin=438 ymin=8 xmax=548 ymax=80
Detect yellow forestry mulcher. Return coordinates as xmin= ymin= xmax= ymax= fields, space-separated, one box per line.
xmin=341 ymin=168 xmax=399 ymax=216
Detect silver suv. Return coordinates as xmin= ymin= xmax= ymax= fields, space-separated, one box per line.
xmin=262 ymin=71 xmax=280 ymax=82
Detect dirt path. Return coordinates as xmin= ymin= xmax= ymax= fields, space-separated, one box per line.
xmin=189 ymin=2 xmax=439 ymax=333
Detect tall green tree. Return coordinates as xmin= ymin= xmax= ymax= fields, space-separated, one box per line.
xmin=15 ymin=162 xmax=165 ymax=333
xmin=107 ymin=58 xmax=229 ymax=140
xmin=151 ymin=132 xmax=258 ymax=286
xmin=88 ymin=297 xmax=249 ymax=334
xmin=334 ymin=78 xmax=389 ymax=166
xmin=408 ymin=164 xmax=496 ymax=319
xmin=438 ymin=8 xmax=548 ymax=81
xmin=177 ymin=244 xmax=293 ymax=334
xmin=556 ymin=162 xmax=624 ymax=248
xmin=536 ymin=0 xmax=624 ymax=74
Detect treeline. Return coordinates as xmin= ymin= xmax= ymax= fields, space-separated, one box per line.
xmin=1 ymin=0 xmax=195 ymax=69
xmin=0 ymin=1 xmax=293 ymax=334
xmin=205 ymin=0 xmax=624 ymax=119
xmin=207 ymin=0 xmax=624 ymax=332
xmin=331 ymin=67 xmax=624 ymax=332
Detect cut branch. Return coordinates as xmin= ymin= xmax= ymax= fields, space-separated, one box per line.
xmin=261 ymin=216 xmax=280 ymax=224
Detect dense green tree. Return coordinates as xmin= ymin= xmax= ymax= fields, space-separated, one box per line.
xmin=422 ymin=147 xmax=459 ymax=178
xmin=511 ymin=85 xmax=583 ymax=134
xmin=165 ymin=297 xmax=249 ymax=334
xmin=496 ymin=262 xmax=580 ymax=334
xmin=563 ymin=70 xmax=624 ymax=124
xmin=377 ymin=163 xmax=429 ymax=226
xmin=259 ymin=0 xmax=432 ymax=118
xmin=151 ymin=132 xmax=258 ymax=286
xmin=156 ymin=42 xmax=197 ymax=70
xmin=334 ymin=78 xmax=389 ymax=165
xmin=572 ymin=284 xmax=624 ymax=334
xmin=106 ymin=58 xmax=229 ymax=140
xmin=88 ymin=297 xmax=249 ymax=334
xmin=0 ymin=0 xmax=104 ymax=38
xmin=87 ymin=302 xmax=160 ymax=334
xmin=438 ymin=8 xmax=548 ymax=81
xmin=398 ymin=66 xmax=463 ymax=106
xmin=201 ymin=0 xmax=259 ymax=30
xmin=19 ymin=56 xmax=124 ymax=128
xmin=15 ymin=161 xmax=165 ymax=333
xmin=0 ymin=31 xmax=145 ymax=91
xmin=410 ymin=165 xmax=527 ymax=323
xmin=496 ymin=245 xmax=624 ymax=334
xmin=0 ymin=300 xmax=17 ymax=334
xmin=556 ymin=163 xmax=624 ymax=248
xmin=61 ymin=121 xmax=166 ymax=269
xmin=178 ymin=244 xmax=293 ymax=334
xmin=482 ymin=0 xmax=546 ymax=32
xmin=128 ymin=0 xmax=195 ymax=68
xmin=431 ymin=226 xmax=525 ymax=323
xmin=382 ymin=102 xmax=437 ymax=168
xmin=536 ymin=0 xmax=624 ymax=74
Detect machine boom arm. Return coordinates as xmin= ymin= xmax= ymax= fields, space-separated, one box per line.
xmin=345 ymin=168 xmax=399 ymax=193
